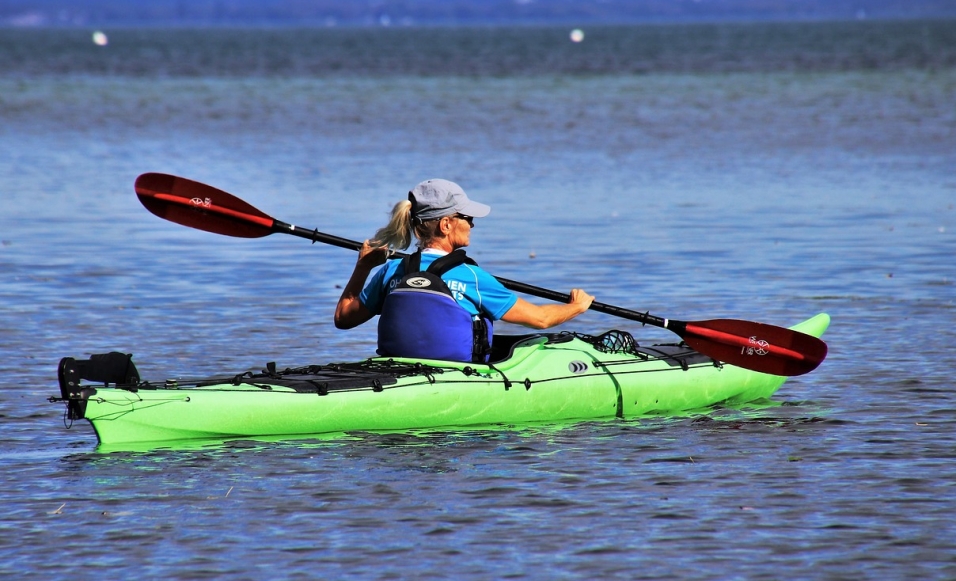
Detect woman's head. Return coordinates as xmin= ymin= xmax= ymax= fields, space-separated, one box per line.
xmin=371 ymin=179 xmax=489 ymax=251
xmin=408 ymin=179 xmax=490 ymax=222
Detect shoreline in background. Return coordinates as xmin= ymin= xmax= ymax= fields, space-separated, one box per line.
xmin=2 ymin=20 xmax=954 ymax=79
xmin=2 ymin=0 xmax=956 ymax=29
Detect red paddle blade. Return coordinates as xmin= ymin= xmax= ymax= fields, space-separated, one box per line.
xmin=135 ymin=173 xmax=275 ymax=238
xmin=681 ymin=319 xmax=828 ymax=376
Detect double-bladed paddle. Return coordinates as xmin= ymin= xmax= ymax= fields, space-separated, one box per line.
xmin=135 ymin=172 xmax=828 ymax=376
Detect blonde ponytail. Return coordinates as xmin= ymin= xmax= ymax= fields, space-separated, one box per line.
xmin=370 ymin=200 xmax=414 ymax=250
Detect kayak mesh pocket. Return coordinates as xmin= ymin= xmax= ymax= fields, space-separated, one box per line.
xmin=595 ymin=330 xmax=639 ymax=355
xmin=543 ymin=329 xmax=640 ymax=356
xmin=579 ymin=330 xmax=640 ymax=356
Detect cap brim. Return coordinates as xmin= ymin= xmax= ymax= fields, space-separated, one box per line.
xmin=459 ymin=199 xmax=491 ymax=218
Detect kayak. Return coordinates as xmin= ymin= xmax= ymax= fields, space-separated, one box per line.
xmin=53 ymin=313 xmax=829 ymax=446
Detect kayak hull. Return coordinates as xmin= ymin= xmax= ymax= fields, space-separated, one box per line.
xmin=56 ymin=314 xmax=830 ymax=445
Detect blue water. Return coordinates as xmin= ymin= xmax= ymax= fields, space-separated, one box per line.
xmin=2 ymin=23 xmax=955 ymax=579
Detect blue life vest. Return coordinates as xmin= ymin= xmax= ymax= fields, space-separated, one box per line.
xmin=377 ymin=250 xmax=493 ymax=363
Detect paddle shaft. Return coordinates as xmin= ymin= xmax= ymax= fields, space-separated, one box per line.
xmin=274 ymin=219 xmax=675 ymax=331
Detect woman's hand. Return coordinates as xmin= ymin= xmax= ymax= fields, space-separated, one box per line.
xmin=356 ymin=240 xmax=389 ymax=269
xmin=567 ymin=288 xmax=595 ymax=314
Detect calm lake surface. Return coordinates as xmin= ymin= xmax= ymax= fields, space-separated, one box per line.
xmin=1 ymin=21 xmax=955 ymax=579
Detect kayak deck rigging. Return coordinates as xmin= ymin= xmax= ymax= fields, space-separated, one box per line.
xmin=55 ymin=329 xmax=715 ymax=400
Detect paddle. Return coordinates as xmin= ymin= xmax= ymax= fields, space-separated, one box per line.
xmin=135 ymin=172 xmax=827 ymax=376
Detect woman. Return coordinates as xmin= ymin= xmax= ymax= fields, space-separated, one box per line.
xmin=335 ymin=178 xmax=594 ymax=362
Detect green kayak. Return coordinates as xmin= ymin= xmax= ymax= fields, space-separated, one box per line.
xmin=53 ymin=313 xmax=829 ymax=445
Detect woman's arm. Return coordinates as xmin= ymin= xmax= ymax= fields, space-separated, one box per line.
xmin=499 ymin=289 xmax=594 ymax=330
xmin=334 ymin=241 xmax=389 ymax=329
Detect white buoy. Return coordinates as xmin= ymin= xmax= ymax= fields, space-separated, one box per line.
xmin=92 ymin=31 xmax=108 ymax=46
xmin=570 ymin=29 xmax=584 ymax=43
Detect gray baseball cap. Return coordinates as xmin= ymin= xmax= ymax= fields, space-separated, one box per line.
xmin=408 ymin=179 xmax=491 ymax=222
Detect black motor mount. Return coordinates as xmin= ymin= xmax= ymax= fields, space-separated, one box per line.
xmin=57 ymin=352 xmax=139 ymax=420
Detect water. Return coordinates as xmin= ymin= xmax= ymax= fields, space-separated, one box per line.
xmin=2 ymin=21 xmax=955 ymax=579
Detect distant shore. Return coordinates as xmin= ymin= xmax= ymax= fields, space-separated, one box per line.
xmin=2 ymin=0 xmax=955 ymax=28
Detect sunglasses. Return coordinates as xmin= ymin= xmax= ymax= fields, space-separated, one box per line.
xmin=428 ymin=214 xmax=475 ymax=227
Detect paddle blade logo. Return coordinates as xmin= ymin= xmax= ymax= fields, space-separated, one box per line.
xmin=743 ymin=336 xmax=770 ymax=356
xmin=190 ymin=197 xmax=213 ymax=208
xmin=406 ymin=276 xmax=432 ymax=289
xmin=568 ymin=360 xmax=589 ymax=374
